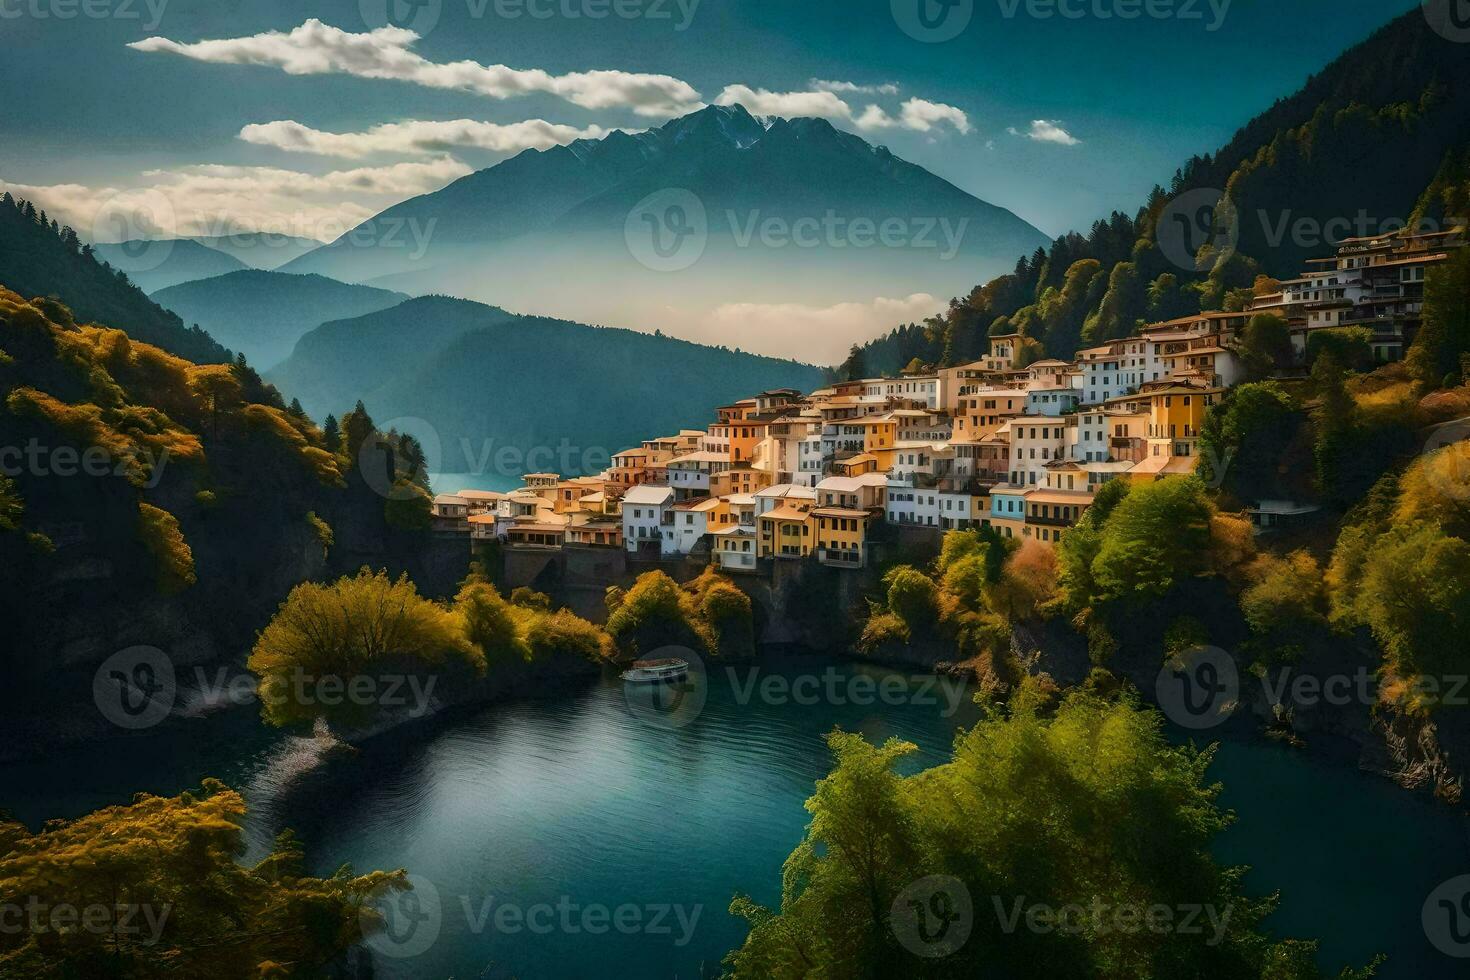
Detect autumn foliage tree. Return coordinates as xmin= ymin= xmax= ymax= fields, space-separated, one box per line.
xmin=0 ymin=779 xmax=404 ymax=979
xmin=248 ymin=568 xmax=483 ymax=728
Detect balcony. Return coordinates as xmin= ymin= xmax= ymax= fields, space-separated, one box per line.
xmin=817 ymin=548 xmax=863 ymax=568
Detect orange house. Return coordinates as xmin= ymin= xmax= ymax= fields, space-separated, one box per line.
xmin=609 ymin=448 xmax=652 ymax=489
xmin=703 ymin=400 xmax=772 ymax=463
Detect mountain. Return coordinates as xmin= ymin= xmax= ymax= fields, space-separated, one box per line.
xmin=280 ymin=105 xmax=1050 ymax=360
xmin=151 ymin=270 xmax=410 ymax=370
xmin=191 ymin=233 xmax=322 ymax=270
xmin=844 ymin=7 xmax=1470 ymax=374
xmin=268 ymin=294 xmax=828 ymax=473
xmin=270 ymin=294 xmax=516 ymax=416
xmin=0 ymin=195 xmax=230 ymax=364
xmin=91 ymin=238 xmax=249 ymax=293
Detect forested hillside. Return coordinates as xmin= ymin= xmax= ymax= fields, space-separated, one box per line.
xmin=0 ymin=284 xmax=454 ymax=753
xmin=845 ymin=8 xmax=1470 ymax=376
xmin=0 ymin=195 xmax=230 ymax=365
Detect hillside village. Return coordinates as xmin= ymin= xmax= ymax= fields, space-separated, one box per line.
xmin=433 ymin=226 xmax=1464 ymax=572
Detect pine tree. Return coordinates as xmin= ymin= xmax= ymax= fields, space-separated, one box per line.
xmin=322 ymin=414 xmax=341 ymax=453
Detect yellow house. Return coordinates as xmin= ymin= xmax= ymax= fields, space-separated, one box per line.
xmin=814 ymin=508 xmax=872 ymax=567
xmin=523 ymin=473 xmax=560 ymax=501
xmin=1022 ymin=488 xmax=1094 ymax=544
xmin=861 ymin=416 xmax=898 ymax=453
xmin=952 ymin=390 xmax=1026 ymax=441
xmin=553 ymin=477 xmax=603 ymax=514
xmin=565 ymin=517 xmax=623 ymax=548
xmin=710 ymin=464 xmax=773 ymax=497
xmin=692 ymin=495 xmax=735 ymax=533
xmin=758 ymin=502 xmax=813 ymax=559
xmin=1146 ymin=383 xmax=1220 ymax=454
xmin=831 ymin=453 xmax=880 ymax=478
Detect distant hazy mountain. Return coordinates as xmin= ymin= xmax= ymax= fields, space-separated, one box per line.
xmin=192 ymin=233 xmax=322 ymax=270
xmin=151 ymin=270 xmax=409 ymax=369
xmin=281 ymin=105 xmax=1050 ymax=360
xmin=269 ymin=294 xmax=827 ymax=474
xmin=0 ymin=196 xmax=229 ymax=363
xmin=91 ymin=239 xmax=248 ymax=294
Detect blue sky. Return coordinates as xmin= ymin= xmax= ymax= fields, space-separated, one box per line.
xmin=0 ymin=0 xmax=1421 ymax=242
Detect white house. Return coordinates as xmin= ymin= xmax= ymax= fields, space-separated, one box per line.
xmin=861 ymin=375 xmax=941 ymax=409
xmin=939 ymin=489 xmax=978 ymax=530
xmin=666 ymin=451 xmax=729 ymax=499
xmin=622 ymin=484 xmax=676 ymax=555
xmin=885 ymin=477 xmax=942 ymax=528
xmin=1008 ymin=418 xmax=1068 ymax=487
xmin=753 ymin=483 xmax=818 ymax=519
xmin=1070 ymin=409 xmax=1109 ymax=463
xmin=1024 ymin=387 xmax=1082 ymax=417
xmin=797 ymin=433 xmax=825 ymax=486
xmin=715 ymin=494 xmax=759 ymax=572
xmin=670 ymin=497 xmax=722 ymax=555
xmin=1078 ymin=343 xmax=1125 ymax=405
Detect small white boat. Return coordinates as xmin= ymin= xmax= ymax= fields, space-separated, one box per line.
xmin=621 ymin=658 xmax=690 ymax=684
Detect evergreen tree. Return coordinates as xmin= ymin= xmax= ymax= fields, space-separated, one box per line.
xmin=322 ymin=413 xmax=341 ymax=452
xmin=1407 ymin=248 xmax=1470 ymax=386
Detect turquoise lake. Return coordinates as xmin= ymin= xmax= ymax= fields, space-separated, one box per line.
xmin=5 ymin=656 xmax=1467 ymax=977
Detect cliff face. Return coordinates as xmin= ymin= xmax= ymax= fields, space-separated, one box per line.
xmin=0 ymin=287 xmax=451 ymax=760
xmin=1013 ymin=616 xmax=1467 ymax=805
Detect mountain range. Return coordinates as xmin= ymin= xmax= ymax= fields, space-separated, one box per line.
xmin=151 ymin=270 xmax=409 ymax=370
xmin=92 ymin=233 xmax=325 ymax=294
xmin=267 ymin=294 xmax=826 ymax=475
xmin=280 ymin=104 xmax=1050 ymax=362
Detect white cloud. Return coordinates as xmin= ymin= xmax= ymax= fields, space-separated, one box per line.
xmin=714 ymin=85 xmax=854 ymax=121
xmin=129 ymin=19 xmax=703 ymax=118
xmin=1 ymin=157 xmax=471 ymax=243
xmin=240 ymin=118 xmax=614 ymax=158
xmin=858 ymin=98 xmax=974 ymax=136
xmin=715 ymin=86 xmax=969 ymax=136
xmin=810 ymin=78 xmax=901 ymax=96
xmin=1010 ymin=119 xmax=1081 ymax=146
xmin=702 ymin=294 xmax=939 ymax=364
